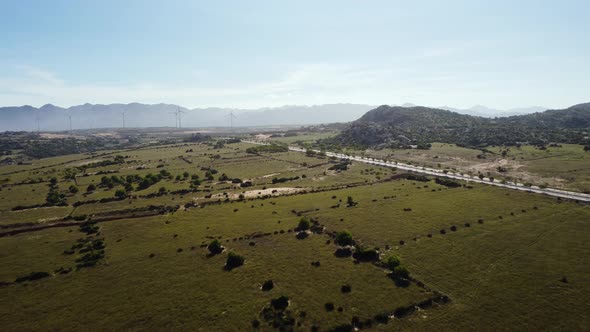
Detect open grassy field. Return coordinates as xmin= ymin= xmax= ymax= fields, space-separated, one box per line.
xmin=1 ymin=137 xmax=589 ymax=331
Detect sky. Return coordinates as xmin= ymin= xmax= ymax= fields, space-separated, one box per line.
xmin=0 ymin=0 xmax=589 ymax=110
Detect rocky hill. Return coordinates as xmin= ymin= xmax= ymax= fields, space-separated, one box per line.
xmin=332 ymin=103 xmax=590 ymax=148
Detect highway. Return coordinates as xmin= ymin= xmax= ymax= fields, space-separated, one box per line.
xmin=242 ymin=140 xmax=590 ymax=203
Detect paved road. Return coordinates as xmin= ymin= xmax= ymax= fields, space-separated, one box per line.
xmin=242 ymin=140 xmax=590 ymax=202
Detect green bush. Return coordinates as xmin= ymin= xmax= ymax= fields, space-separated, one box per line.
xmin=296 ymin=217 xmax=311 ymax=231
xmin=392 ymin=266 xmax=410 ymax=279
xmin=225 ymin=252 xmax=245 ymax=270
xmin=114 ymin=189 xmax=127 ymax=199
xmin=207 ymin=239 xmax=224 ymax=255
xmin=346 ymin=196 xmax=357 ymax=207
xmin=271 ymin=295 xmax=289 ymax=311
xmin=353 ymin=246 xmax=379 ymax=261
xmin=335 ymin=230 xmax=353 ymax=246
xmin=386 ymin=255 xmax=401 ymax=270
xmin=262 ymin=279 xmax=274 ymax=291
xmin=15 ymin=271 xmax=50 ymax=283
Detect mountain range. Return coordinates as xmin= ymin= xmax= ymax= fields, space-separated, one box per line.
xmin=0 ymin=102 xmax=551 ymax=132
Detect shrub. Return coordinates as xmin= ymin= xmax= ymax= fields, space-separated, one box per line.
xmin=341 ymin=284 xmax=352 ymax=293
xmin=86 ymin=184 xmax=96 ymax=192
xmin=334 ymin=247 xmax=353 ymax=258
xmin=114 ymin=189 xmax=127 ymax=199
xmin=435 ymin=178 xmax=461 ymax=188
xmin=386 ymin=255 xmax=401 ymax=270
xmin=271 ymin=295 xmax=289 ymax=311
xmin=262 ymin=279 xmax=274 ymax=291
xmin=325 ymin=302 xmax=335 ymax=312
xmin=335 ymin=230 xmax=353 ymax=246
xmin=15 ymin=271 xmax=50 ymax=283
xmin=225 ymin=252 xmax=245 ymax=270
xmin=353 ymin=246 xmax=379 ymax=262
xmin=296 ymin=231 xmax=309 ymax=239
xmin=374 ymin=312 xmax=389 ymax=324
xmin=207 ymin=239 xmax=224 ymax=255
xmin=346 ymin=196 xmax=357 ymax=207
xmin=296 ymin=217 xmax=311 ymax=231
xmin=240 ymin=181 xmax=253 ymax=188
xmin=69 ymin=185 xmax=79 ymax=194
xmin=392 ymin=266 xmax=410 ymax=279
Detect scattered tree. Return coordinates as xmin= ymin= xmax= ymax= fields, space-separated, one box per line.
xmin=114 ymin=189 xmax=127 ymax=199
xmin=386 ymin=255 xmax=401 ymax=270
xmin=346 ymin=196 xmax=357 ymax=207
xmin=335 ymin=230 xmax=353 ymax=246
xmin=296 ymin=217 xmax=311 ymax=231
xmin=207 ymin=239 xmax=224 ymax=255
xmin=225 ymin=252 xmax=245 ymax=270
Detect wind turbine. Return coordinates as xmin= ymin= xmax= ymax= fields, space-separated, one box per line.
xmin=228 ymin=111 xmax=237 ymax=132
xmin=169 ymin=111 xmax=178 ymax=128
xmin=121 ymin=111 xmax=126 ymax=128
xmin=177 ymin=107 xmax=185 ymax=128
xmin=68 ymin=113 xmax=73 ymax=132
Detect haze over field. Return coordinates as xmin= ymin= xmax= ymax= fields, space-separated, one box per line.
xmin=0 ymin=103 xmax=553 ymax=131
xmin=1 ymin=1 xmax=589 ymax=115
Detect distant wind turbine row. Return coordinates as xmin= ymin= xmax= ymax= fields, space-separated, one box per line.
xmin=28 ymin=108 xmax=241 ymax=132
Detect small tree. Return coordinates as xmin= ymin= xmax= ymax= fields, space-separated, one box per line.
xmin=158 ymin=186 xmax=167 ymax=194
xmin=207 ymin=239 xmax=224 ymax=255
xmin=225 ymin=252 xmax=245 ymax=270
xmin=68 ymin=185 xmax=79 ymax=194
xmin=64 ymin=168 xmax=78 ymax=185
xmin=392 ymin=266 xmax=410 ymax=279
xmin=386 ymin=255 xmax=401 ymax=270
xmin=297 ymin=217 xmax=311 ymax=231
xmin=346 ymin=196 xmax=357 ymax=207
xmin=335 ymin=230 xmax=353 ymax=246
xmin=86 ymin=184 xmax=96 ymax=192
xmin=271 ymin=295 xmax=290 ymax=311
xmin=115 ymin=189 xmax=127 ymax=199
